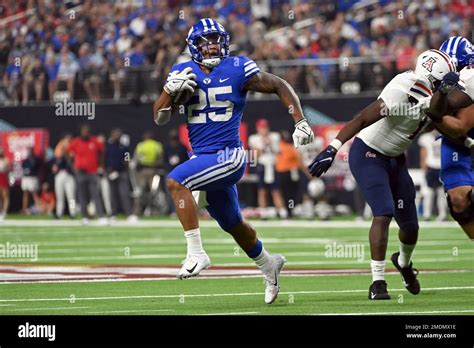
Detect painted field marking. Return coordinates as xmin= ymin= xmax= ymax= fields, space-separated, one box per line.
xmin=317 ymin=309 xmax=474 ymax=315
xmin=0 ymin=286 xmax=472 ymax=303
xmin=8 ymin=306 xmax=90 ymax=312
xmin=85 ymin=309 xmax=174 ymax=314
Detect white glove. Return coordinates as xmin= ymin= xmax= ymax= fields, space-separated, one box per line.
xmin=292 ymin=118 xmax=314 ymax=148
xmin=164 ymin=67 xmax=197 ymax=96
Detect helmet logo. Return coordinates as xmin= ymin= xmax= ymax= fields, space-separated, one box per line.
xmin=422 ymin=57 xmax=436 ymax=72
xmin=203 ymin=78 xmax=212 ymax=84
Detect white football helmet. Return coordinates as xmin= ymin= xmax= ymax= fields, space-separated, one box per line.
xmin=414 ymin=49 xmax=456 ymax=90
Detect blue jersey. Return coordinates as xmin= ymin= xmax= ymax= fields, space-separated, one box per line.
xmin=168 ymin=56 xmax=260 ymax=154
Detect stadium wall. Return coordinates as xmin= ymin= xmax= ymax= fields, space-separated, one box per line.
xmin=0 ymin=95 xmax=421 ymax=168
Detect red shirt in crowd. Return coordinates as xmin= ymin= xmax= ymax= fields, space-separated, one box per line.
xmin=68 ymin=136 xmax=104 ymax=174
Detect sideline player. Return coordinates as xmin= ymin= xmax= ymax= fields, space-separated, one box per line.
xmin=153 ymin=19 xmax=314 ymax=304
xmin=308 ymin=49 xmax=455 ymax=299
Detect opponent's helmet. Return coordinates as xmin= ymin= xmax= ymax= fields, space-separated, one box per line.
xmin=439 ymin=36 xmax=474 ymax=71
xmin=186 ymin=18 xmax=230 ymax=68
xmin=414 ymin=49 xmax=456 ymax=90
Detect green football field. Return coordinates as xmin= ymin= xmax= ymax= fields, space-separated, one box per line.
xmin=0 ymin=218 xmax=473 ymax=315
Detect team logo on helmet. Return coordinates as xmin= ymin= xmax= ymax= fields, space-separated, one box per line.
xmin=421 ymin=57 xmax=436 ymax=72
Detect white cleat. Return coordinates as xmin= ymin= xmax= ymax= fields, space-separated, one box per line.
xmin=264 ymin=254 xmax=286 ymax=304
xmin=177 ymin=253 xmax=211 ymax=279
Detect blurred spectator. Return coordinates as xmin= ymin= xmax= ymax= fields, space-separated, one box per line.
xmin=276 ymin=130 xmax=313 ymax=218
xmin=21 ymin=147 xmax=41 ymax=214
xmin=45 ymin=55 xmax=60 ymax=101
xmin=68 ymin=125 xmax=107 ymax=224
xmin=0 ymin=146 xmax=10 ymax=221
xmin=53 ymin=133 xmax=76 ymax=219
xmin=3 ymin=55 xmax=22 ymax=104
xmin=163 ymin=129 xmax=188 ymax=172
xmin=133 ymin=131 xmax=163 ymax=216
xmin=105 ymin=128 xmax=137 ymax=223
xmin=22 ymin=56 xmax=46 ymax=104
xmin=248 ymin=118 xmax=287 ymax=219
xmin=57 ymin=53 xmax=80 ymax=99
xmin=38 ymin=182 xmax=56 ymax=216
xmin=418 ymin=130 xmax=448 ymax=221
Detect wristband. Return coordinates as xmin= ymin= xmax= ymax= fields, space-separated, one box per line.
xmin=329 ymin=139 xmax=343 ymax=151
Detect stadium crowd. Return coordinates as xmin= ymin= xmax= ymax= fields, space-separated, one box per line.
xmin=0 ymin=0 xmax=472 ymax=103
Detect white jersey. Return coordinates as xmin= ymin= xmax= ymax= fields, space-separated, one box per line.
xmin=418 ymin=131 xmax=441 ymax=169
xmin=458 ymin=65 xmax=474 ymax=101
xmin=358 ymin=71 xmax=432 ymax=157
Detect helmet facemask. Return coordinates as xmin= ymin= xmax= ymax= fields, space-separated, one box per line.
xmin=196 ymin=33 xmax=226 ymax=68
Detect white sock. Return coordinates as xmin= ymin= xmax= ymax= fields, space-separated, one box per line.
xmin=184 ymin=228 xmax=205 ymax=255
xmin=398 ymin=242 xmax=416 ymax=268
xmin=371 ymin=260 xmax=385 ymax=282
xmin=253 ymin=247 xmax=272 ymax=271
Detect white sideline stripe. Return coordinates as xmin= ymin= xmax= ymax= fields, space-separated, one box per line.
xmin=0 ymin=220 xmax=461 ymax=229
xmin=0 ymin=220 xmax=462 ymax=229
xmin=0 ymin=270 xmax=469 ymax=285
xmin=0 ymin=286 xmax=472 ymax=303
xmin=7 ymin=306 xmax=90 ymax=312
xmin=18 ymin=248 xmax=469 ymax=256
xmin=85 ymin=309 xmax=174 ymax=314
xmin=200 ymin=311 xmax=258 ymax=316
xmin=0 ymin=239 xmax=468 ymax=248
xmin=1 ymin=255 xmax=473 ymax=263
xmin=317 ymin=309 xmax=474 ymax=316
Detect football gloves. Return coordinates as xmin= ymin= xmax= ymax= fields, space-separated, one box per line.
xmin=308 ymin=145 xmax=338 ymax=177
xmin=292 ymin=119 xmax=314 ymax=148
xmin=164 ymin=67 xmax=197 ymax=97
xmin=438 ymin=71 xmax=460 ymax=95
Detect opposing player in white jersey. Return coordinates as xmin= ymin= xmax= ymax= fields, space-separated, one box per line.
xmin=308 ymin=49 xmax=455 ymax=300
xmin=427 ymin=39 xmax=474 ymax=239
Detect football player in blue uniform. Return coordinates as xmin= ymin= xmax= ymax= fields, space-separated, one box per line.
xmin=428 ymin=36 xmax=474 ymax=240
xmin=153 ymin=19 xmax=314 ymax=304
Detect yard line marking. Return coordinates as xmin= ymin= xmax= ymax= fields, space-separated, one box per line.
xmin=2 ymin=255 xmax=472 ymax=263
xmin=0 ymin=220 xmax=460 ymax=229
xmin=0 ymin=286 xmax=472 ymax=303
xmin=200 ymin=311 xmax=258 ymax=315
xmin=0 ymin=269 xmax=469 ymax=284
xmin=317 ymin=309 xmax=474 ymax=315
xmin=1 ymin=238 xmax=468 ymax=248
xmin=6 ymin=306 xmax=90 ymax=312
xmin=85 ymin=309 xmax=174 ymax=314
xmin=15 ymin=248 xmax=469 ymax=257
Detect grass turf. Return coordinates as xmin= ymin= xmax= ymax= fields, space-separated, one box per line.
xmin=0 ymin=219 xmax=472 ymax=315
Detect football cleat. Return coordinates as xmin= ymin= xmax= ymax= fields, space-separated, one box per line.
xmin=368 ymin=280 xmax=391 ymax=300
xmin=391 ymin=252 xmax=421 ymax=295
xmin=264 ymin=254 xmax=286 ymax=304
xmin=177 ymin=253 xmax=211 ymax=280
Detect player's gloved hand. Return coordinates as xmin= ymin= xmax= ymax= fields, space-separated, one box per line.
xmin=164 ymin=67 xmax=197 ymax=96
xmin=438 ymin=72 xmax=460 ymax=95
xmin=292 ymin=119 xmax=314 ymax=148
xmin=308 ymin=140 xmax=341 ymax=177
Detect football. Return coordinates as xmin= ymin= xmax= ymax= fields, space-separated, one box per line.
xmin=173 ymin=87 xmax=194 ymax=105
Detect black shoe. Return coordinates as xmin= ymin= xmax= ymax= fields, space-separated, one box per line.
xmin=391 ymin=252 xmax=420 ymax=295
xmin=368 ymin=280 xmax=391 ymax=300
